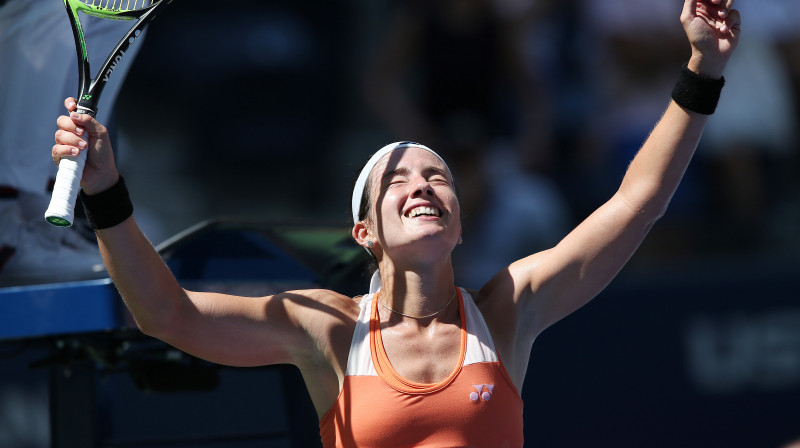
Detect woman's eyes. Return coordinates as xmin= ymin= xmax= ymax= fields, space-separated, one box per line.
xmin=385 ymin=175 xmax=449 ymax=188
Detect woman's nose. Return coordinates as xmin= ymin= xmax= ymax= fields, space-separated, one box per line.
xmin=411 ymin=178 xmax=434 ymax=197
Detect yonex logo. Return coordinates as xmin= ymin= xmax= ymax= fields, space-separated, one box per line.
xmin=469 ymin=384 xmax=494 ymax=402
xmin=103 ymin=50 xmax=126 ymax=82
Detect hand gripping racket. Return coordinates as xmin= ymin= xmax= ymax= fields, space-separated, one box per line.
xmin=45 ymin=0 xmax=172 ymax=227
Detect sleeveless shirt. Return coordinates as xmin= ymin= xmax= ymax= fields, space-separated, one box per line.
xmin=319 ymin=288 xmax=524 ymax=447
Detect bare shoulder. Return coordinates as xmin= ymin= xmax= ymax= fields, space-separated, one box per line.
xmin=471 ymin=274 xmax=515 ymax=319
xmin=467 ymin=256 xmax=551 ymax=388
xmin=156 ymin=288 xmax=362 ymax=371
xmin=270 ymin=289 xmax=362 ymax=415
xmin=281 ymin=288 xmax=361 ymax=329
xmin=471 ymin=250 xmax=550 ymax=311
xmin=285 ymin=289 xmax=361 ymax=354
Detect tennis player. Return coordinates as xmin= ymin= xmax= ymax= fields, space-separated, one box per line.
xmin=51 ymin=0 xmax=740 ymax=446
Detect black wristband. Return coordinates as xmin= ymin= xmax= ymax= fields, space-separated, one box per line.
xmin=80 ymin=175 xmax=133 ymax=230
xmin=671 ymin=64 xmax=725 ymax=115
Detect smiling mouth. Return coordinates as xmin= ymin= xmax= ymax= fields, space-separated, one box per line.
xmin=406 ymin=205 xmax=441 ymax=218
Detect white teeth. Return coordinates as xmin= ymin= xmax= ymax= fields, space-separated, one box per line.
xmin=408 ymin=206 xmax=440 ymax=218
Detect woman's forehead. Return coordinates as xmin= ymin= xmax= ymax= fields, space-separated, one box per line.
xmin=369 ymin=146 xmax=451 ymax=180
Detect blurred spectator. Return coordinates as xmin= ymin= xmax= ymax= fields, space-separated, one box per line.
xmin=575 ymin=0 xmax=800 ymax=258
xmin=699 ymin=1 xmax=800 ymax=253
xmin=363 ymin=0 xmax=569 ymax=287
xmin=571 ymin=0 xmax=691 ymax=258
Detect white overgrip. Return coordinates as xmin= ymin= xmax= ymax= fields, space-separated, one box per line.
xmin=44 ymin=147 xmax=87 ymax=227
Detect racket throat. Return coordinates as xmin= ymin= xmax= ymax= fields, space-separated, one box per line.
xmin=76 ymin=101 xmax=98 ymax=117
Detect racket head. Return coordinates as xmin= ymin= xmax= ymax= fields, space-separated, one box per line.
xmin=69 ymin=0 xmax=158 ymax=20
xmin=65 ymin=0 xmax=168 ymax=113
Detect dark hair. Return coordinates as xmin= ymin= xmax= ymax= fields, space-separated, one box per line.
xmin=350 ymin=159 xmax=378 ymax=274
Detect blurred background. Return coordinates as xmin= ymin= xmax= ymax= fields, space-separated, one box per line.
xmin=112 ymin=0 xmax=800 ymax=270
xmin=2 ymin=0 xmax=800 ymax=446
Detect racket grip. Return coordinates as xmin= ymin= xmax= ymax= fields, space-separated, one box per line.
xmin=44 ymin=148 xmax=87 ymax=227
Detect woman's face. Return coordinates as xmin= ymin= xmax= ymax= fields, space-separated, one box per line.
xmin=365 ymin=146 xmax=462 ymax=262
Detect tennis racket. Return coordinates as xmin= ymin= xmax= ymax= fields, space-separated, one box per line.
xmin=45 ymin=0 xmax=172 ymax=227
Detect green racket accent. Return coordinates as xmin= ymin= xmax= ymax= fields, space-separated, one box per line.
xmin=66 ymin=0 xmax=156 ymax=19
xmin=64 ymin=0 xmax=157 ymax=60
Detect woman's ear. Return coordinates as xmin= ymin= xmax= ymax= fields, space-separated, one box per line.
xmin=352 ymin=221 xmax=373 ymax=248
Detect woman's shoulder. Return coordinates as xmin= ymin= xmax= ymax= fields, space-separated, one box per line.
xmin=277 ymin=288 xmax=362 ymax=319
xmin=470 ymin=270 xmax=520 ymax=319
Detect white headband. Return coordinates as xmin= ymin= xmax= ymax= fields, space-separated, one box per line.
xmin=351 ymin=141 xmax=448 ymax=293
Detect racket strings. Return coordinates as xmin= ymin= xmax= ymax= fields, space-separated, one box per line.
xmin=79 ymin=0 xmax=154 ymax=12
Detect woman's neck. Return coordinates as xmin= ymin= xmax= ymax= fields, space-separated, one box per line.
xmin=376 ymin=261 xmax=457 ymax=321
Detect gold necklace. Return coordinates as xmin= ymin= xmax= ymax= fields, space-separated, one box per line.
xmin=379 ymin=288 xmax=457 ymax=319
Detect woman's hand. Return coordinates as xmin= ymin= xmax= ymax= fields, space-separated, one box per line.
xmin=53 ymin=97 xmax=119 ymax=195
xmin=682 ymin=0 xmax=741 ymax=78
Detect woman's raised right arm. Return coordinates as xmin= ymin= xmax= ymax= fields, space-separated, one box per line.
xmin=52 ymin=98 xmax=354 ymax=370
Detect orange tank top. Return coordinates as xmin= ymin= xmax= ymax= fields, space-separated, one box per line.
xmin=319 ymin=288 xmax=524 ymax=447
